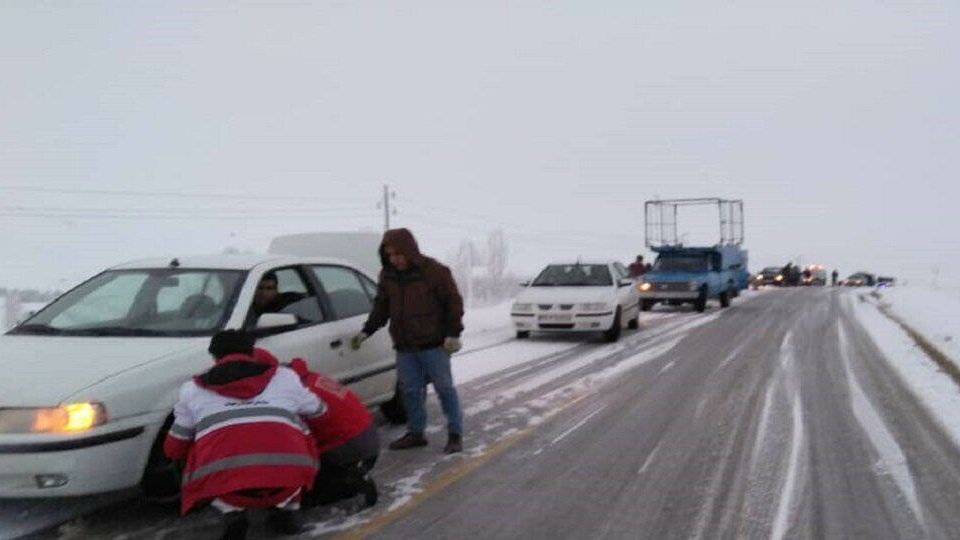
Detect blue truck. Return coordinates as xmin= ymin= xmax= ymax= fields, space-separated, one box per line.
xmin=636 ymin=199 xmax=749 ymax=313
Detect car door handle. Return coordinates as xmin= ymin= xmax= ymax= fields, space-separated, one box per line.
xmin=330 ymin=339 xmax=343 ymax=349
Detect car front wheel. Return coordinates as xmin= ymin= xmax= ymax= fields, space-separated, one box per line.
xmin=694 ymin=288 xmax=707 ymax=313
xmin=141 ymin=418 xmax=181 ymax=504
xmin=603 ymin=308 xmax=622 ymax=342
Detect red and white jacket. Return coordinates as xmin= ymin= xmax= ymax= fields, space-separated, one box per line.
xmin=287 ymin=357 xmax=373 ymax=454
xmin=164 ymin=351 xmax=325 ymax=514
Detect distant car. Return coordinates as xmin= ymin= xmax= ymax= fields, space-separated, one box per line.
xmin=752 ymin=266 xmax=785 ymax=288
xmin=843 ymin=272 xmax=876 ymax=287
xmin=511 ymin=261 xmax=640 ymax=342
xmin=801 ymin=266 xmax=828 ymax=286
xmin=0 ymin=254 xmax=402 ymax=499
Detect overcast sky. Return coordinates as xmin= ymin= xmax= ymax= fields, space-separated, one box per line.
xmin=1 ymin=0 xmax=957 ymax=290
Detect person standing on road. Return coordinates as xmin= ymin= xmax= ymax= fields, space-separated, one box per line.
xmin=628 ymin=255 xmax=648 ymax=277
xmin=832 ymin=269 xmax=840 ymax=287
xmin=350 ymin=228 xmax=466 ymax=454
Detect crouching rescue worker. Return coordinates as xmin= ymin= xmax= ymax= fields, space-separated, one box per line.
xmin=164 ymin=330 xmax=324 ymax=540
xmin=283 ymin=356 xmax=380 ymax=508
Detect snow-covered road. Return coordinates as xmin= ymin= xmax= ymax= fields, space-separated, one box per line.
xmin=8 ymin=288 xmax=960 ymax=540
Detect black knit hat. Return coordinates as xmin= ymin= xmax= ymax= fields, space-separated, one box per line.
xmin=208 ymin=330 xmax=255 ymax=359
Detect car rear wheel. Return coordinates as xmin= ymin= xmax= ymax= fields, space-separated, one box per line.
xmin=516 ymin=330 xmax=531 ymax=339
xmin=640 ymin=299 xmax=654 ymax=311
xmin=719 ymin=289 xmax=730 ymax=308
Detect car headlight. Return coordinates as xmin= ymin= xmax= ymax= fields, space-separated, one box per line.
xmin=639 ymin=282 xmax=653 ymax=292
xmin=512 ymin=303 xmax=533 ymax=312
xmin=688 ymin=281 xmax=698 ymax=291
xmin=0 ymin=403 xmax=107 ymax=434
xmin=775 ymin=275 xmax=783 ymax=281
xmin=579 ymin=303 xmax=611 ymax=311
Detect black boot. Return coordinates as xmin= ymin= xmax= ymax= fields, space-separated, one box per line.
xmin=267 ymin=508 xmax=306 ymax=535
xmin=362 ymin=474 xmax=379 ymax=507
xmin=220 ymin=511 xmax=249 ymax=540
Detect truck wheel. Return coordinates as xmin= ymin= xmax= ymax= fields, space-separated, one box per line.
xmin=640 ymin=299 xmax=654 ymax=312
xmin=603 ymin=308 xmax=622 ymax=342
xmin=719 ymin=290 xmax=730 ymax=308
xmin=380 ymin=382 xmax=408 ymax=425
xmin=694 ymin=289 xmax=707 ymax=313
xmin=516 ymin=330 xmax=531 ymax=339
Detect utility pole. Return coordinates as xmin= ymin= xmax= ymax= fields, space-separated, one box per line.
xmin=377 ymin=185 xmax=397 ymax=231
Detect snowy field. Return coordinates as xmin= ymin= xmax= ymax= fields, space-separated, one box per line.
xmin=853 ymin=284 xmax=960 ymax=447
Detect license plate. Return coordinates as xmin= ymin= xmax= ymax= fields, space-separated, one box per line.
xmin=539 ymin=314 xmax=572 ymax=322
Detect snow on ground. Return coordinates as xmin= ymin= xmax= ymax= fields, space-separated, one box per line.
xmin=869 ymin=284 xmax=960 ymax=363
xmin=851 ymin=286 xmax=960 ymax=448
xmin=453 ymin=300 xmax=687 ymax=384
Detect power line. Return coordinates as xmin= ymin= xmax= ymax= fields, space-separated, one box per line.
xmin=0 ymin=211 xmax=381 ymax=221
xmin=0 ymin=185 xmax=374 ymax=203
xmin=401 ymin=200 xmax=642 ymax=242
xmin=400 ymin=211 xmax=630 ymax=251
xmin=0 ymin=204 xmax=373 ymax=216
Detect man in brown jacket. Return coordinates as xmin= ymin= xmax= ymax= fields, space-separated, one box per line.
xmin=351 ymin=228 xmax=466 ymax=454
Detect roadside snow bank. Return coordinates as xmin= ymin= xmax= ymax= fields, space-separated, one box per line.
xmin=851 ymin=290 xmax=960 ymax=448
xmin=873 ymin=285 xmax=960 ymax=364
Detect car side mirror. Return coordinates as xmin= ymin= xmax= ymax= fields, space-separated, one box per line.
xmin=619 ymin=278 xmax=634 ymax=288
xmin=256 ymin=313 xmax=299 ymax=331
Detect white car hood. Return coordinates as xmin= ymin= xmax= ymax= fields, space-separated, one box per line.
xmin=516 ymin=286 xmax=616 ymax=305
xmin=0 ymin=336 xmax=202 ymax=406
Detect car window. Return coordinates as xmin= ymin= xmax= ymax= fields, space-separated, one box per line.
xmin=274 ymin=268 xmax=324 ymax=323
xmin=49 ymin=273 xmax=149 ymax=329
xmin=311 ymin=265 xmax=374 ymax=319
xmin=357 ymin=272 xmax=378 ymax=300
xmin=653 ymin=256 xmax=708 ymax=273
xmin=531 ymin=264 xmax=613 ymax=287
xmin=156 ymin=272 xmax=227 ymax=314
xmin=18 ymin=269 xmax=244 ymax=336
xmin=613 ymin=263 xmax=629 ymax=279
xmin=247 ymin=267 xmax=324 ymax=328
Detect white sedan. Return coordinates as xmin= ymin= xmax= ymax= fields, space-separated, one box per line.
xmin=511 ymin=261 xmax=640 ymax=342
xmin=0 ymin=254 xmax=401 ymax=498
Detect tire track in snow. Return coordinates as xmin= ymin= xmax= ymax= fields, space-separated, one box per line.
xmin=770 ymin=393 xmax=805 ymax=540
xmin=838 ymin=321 xmax=925 ymax=529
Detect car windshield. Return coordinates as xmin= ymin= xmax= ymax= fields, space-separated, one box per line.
xmin=531 ymin=264 xmax=613 ymax=287
xmin=653 ymin=256 xmax=708 ymax=273
xmin=9 ymin=269 xmax=245 ymax=337
xmin=762 ymin=267 xmax=782 ymax=274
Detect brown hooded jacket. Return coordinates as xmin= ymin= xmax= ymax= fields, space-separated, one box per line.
xmin=361 ymin=228 xmax=464 ymax=350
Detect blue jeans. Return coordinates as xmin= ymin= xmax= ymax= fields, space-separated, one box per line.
xmin=396 ymin=347 xmax=463 ymax=436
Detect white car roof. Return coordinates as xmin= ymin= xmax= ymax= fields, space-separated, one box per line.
xmin=544 ymin=260 xmax=618 ymax=267
xmin=109 ymin=253 xmax=374 ymax=272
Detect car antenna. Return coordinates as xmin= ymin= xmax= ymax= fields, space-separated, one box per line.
xmin=169 ymin=258 xmax=180 ymax=268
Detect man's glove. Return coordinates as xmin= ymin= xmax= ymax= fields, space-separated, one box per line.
xmin=350 ymin=332 xmax=368 ymax=350
xmin=443 ymin=337 xmax=462 ymax=354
